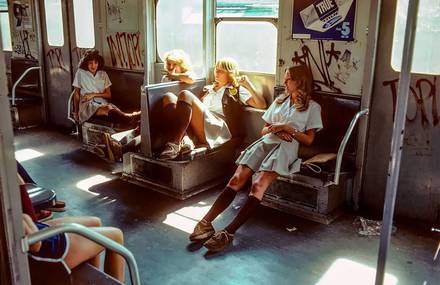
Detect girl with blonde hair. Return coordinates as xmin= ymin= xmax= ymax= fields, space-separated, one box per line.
xmin=161 ymin=49 xmax=196 ymax=84
xmin=189 ymin=64 xmax=323 ymax=252
xmin=159 ymin=57 xmax=266 ymax=159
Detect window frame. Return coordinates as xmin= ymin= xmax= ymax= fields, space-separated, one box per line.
xmin=214 ymin=5 xmax=278 ymax=74
xmin=0 ymin=4 xmax=12 ymax=51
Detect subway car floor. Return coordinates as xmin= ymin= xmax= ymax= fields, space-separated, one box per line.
xmin=14 ymin=127 xmax=440 ymax=285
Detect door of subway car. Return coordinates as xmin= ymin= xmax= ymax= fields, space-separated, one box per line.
xmin=39 ymin=0 xmax=98 ymax=128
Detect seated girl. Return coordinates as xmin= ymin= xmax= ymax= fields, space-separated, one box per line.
xmin=189 ymin=65 xmax=323 ymax=252
xmin=159 ymin=57 xmax=267 ymax=159
xmin=73 ymin=49 xmax=140 ymax=124
xmin=20 ymin=179 xmax=125 ymax=282
xmin=161 ymin=49 xmax=196 ymax=84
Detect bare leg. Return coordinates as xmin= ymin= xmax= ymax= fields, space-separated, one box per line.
xmin=249 ymin=171 xmax=279 ymax=200
xmin=64 ymin=227 xmax=124 ymax=283
xmin=162 ymin=92 xmax=178 ymax=107
xmin=227 ymin=165 xmax=254 ymax=191
xmin=46 ymin=216 xmax=103 ymax=267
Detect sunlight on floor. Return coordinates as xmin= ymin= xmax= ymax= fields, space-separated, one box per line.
xmin=316 ymin=258 xmax=398 ymax=285
xmin=163 ymin=202 xmax=213 ymax=234
xmin=76 ymin=175 xmax=111 ymax=196
xmin=15 ymin=148 xmax=44 ymax=162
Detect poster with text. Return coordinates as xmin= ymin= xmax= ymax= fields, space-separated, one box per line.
xmin=292 ymin=0 xmax=356 ymax=41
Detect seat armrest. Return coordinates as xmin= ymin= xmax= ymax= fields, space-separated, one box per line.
xmin=327 ymin=108 xmax=369 ymax=186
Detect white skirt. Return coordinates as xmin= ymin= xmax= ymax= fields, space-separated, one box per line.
xmin=236 ymin=133 xmax=301 ymax=176
xmin=79 ymin=97 xmax=117 ymax=124
xmin=202 ymin=110 xmax=232 ymax=149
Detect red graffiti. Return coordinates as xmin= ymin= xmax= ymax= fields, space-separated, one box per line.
xmin=106 ymin=32 xmax=143 ymax=70
xmin=383 ymin=77 xmax=439 ymax=127
xmin=46 ymin=48 xmax=68 ymax=72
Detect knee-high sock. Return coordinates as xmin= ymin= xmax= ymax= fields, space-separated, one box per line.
xmin=203 ymin=187 xmax=237 ymax=223
xmin=225 ymin=195 xmax=261 ymax=234
xmin=108 ymin=109 xmax=130 ymax=123
xmin=168 ymin=100 xmax=192 ymax=143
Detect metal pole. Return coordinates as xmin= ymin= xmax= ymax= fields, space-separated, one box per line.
xmin=375 ymin=0 xmax=420 ymax=284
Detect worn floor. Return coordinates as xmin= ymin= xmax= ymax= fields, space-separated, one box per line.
xmin=15 ymin=128 xmax=440 ymax=285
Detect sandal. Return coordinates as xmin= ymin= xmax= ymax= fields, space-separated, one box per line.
xmin=45 ymin=200 xmax=66 ymax=212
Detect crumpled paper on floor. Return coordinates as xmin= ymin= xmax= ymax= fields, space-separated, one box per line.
xmin=354 ymin=216 xmax=397 ymax=236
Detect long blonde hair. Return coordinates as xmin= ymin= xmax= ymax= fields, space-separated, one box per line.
xmin=213 ymin=58 xmax=240 ymax=88
xmin=277 ymin=65 xmax=313 ymax=112
xmin=163 ymin=49 xmax=192 ymax=73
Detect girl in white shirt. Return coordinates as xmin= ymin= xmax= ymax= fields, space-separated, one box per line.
xmin=72 ymin=50 xmax=140 ymax=124
xmin=159 ymin=57 xmax=266 ymax=159
xmin=161 ymin=49 xmax=196 ymax=84
xmin=189 ymin=65 xmax=323 ymax=252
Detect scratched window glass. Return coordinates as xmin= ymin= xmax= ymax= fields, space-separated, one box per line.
xmin=73 ymin=0 xmax=95 ymax=48
xmin=44 ymin=0 xmax=64 ymax=46
xmin=156 ymin=0 xmax=203 ymax=75
xmin=391 ymin=0 xmax=440 ymax=75
xmin=0 ymin=0 xmax=12 ymax=51
xmin=216 ymin=21 xmax=277 ymax=74
xmin=216 ymin=0 xmax=279 ymax=17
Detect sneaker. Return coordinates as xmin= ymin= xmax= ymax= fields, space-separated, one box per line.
xmin=46 ymin=200 xmax=66 ymax=212
xmin=36 ymin=210 xmax=53 ymax=222
xmin=180 ymin=135 xmax=195 ymax=154
xmin=189 ymin=219 xmax=215 ymax=241
xmin=159 ymin=142 xmax=181 ymax=160
xmin=203 ymin=230 xmax=234 ymax=252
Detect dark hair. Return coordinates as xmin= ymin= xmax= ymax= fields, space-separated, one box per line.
xmin=78 ymin=49 xmax=105 ymax=71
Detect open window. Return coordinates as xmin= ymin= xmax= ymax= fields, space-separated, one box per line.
xmin=0 ymin=0 xmax=12 ymax=51
xmin=215 ymin=0 xmax=279 ymax=74
xmin=391 ymin=0 xmax=440 ymax=75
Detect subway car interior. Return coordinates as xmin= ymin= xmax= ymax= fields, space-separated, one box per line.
xmin=0 ymin=0 xmax=439 ymax=284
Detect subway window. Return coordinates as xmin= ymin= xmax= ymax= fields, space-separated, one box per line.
xmin=156 ymin=0 xmax=203 ymax=73
xmin=216 ymin=0 xmax=278 ymax=74
xmin=73 ymin=0 xmax=95 ymax=48
xmin=44 ymin=0 xmax=64 ymax=46
xmin=391 ymin=0 xmax=440 ymax=75
xmin=0 ymin=0 xmax=12 ymax=51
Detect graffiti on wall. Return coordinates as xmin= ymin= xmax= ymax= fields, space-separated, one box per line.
xmin=106 ymin=0 xmax=138 ymax=32
xmin=383 ymin=76 xmax=439 ymax=127
xmin=291 ymin=40 xmax=359 ymax=93
xmin=72 ymin=47 xmax=88 ymax=64
xmin=46 ymin=48 xmax=68 ymax=72
xmin=106 ymin=32 xmax=143 ymax=70
xmin=13 ymin=30 xmax=36 ymax=59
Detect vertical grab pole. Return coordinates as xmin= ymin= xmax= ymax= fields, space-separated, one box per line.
xmin=374 ymin=0 xmax=420 ymax=284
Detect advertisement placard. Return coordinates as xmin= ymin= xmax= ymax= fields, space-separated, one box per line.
xmin=292 ymin=0 xmax=356 ymax=41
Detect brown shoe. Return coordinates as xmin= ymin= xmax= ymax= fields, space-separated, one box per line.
xmin=203 ymin=230 xmax=234 ymax=252
xmin=189 ymin=219 xmax=215 ymax=241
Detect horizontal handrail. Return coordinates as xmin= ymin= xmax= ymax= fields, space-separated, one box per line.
xmin=326 ymin=108 xmax=369 ymax=186
xmin=22 ymin=223 xmax=141 ymax=285
xmin=11 ymin=66 xmax=41 ymax=106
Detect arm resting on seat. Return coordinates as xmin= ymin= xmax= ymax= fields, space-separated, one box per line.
xmin=327 ymin=108 xmax=369 ymax=186
xmin=22 ymin=223 xmax=141 ymax=285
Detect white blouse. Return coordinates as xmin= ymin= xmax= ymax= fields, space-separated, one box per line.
xmin=202 ymin=84 xmax=252 ymax=117
xmin=72 ymin=69 xmax=112 ymax=95
xmin=262 ymin=97 xmax=323 ymax=132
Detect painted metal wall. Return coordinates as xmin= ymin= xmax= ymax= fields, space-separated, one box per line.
xmin=276 ymin=1 xmax=371 ymax=96
xmin=362 ymin=0 xmax=440 ymax=222
xmin=100 ymin=0 xmax=145 ymax=72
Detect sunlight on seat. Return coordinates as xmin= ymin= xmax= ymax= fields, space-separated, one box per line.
xmin=163 ymin=203 xmax=213 ymax=234
xmin=15 ymin=148 xmax=44 ymax=162
xmin=76 ymin=175 xmax=111 ymax=196
xmin=316 ymin=258 xmax=398 ymax=285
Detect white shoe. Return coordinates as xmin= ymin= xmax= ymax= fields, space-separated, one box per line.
xmin=180 ymin=135 xmax=195 ymax=153
xmin=159 ymin=142 xmax=181 ymax=160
